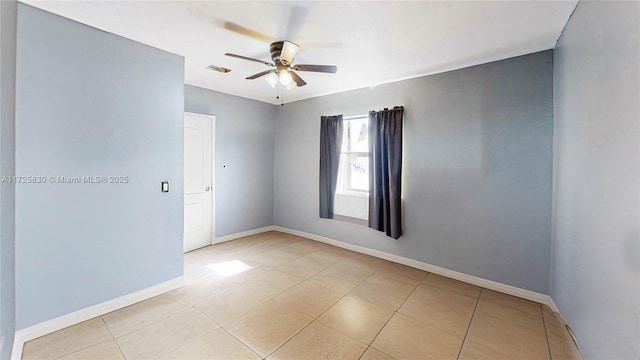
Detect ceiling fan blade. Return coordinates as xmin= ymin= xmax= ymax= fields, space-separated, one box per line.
xmin=299 ymin=41 xmax=344 ymax=49
xmin=221 ymin=21 xmax=276 ymax=43
xmin=225 ymin=53 xmax=275 ymax=67
xmin=246 ymin=70 xmax=275 ymax=80
xmin=289 ymin=70 xmax=307 ymax=87
xmin=282 ymin=5 xmax=308 ymax=41
xmin=292 ymin=64 xmax=337 ymax=73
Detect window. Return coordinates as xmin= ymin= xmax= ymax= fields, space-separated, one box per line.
xmin=334 ymin=115 xmax=369 ymax=221
xmin=338 ymin=115 xmax=369 ymax=193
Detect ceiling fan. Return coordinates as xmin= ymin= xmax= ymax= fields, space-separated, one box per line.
xmin=225 ymin=40 xmax=337 ymax=88
xmin=220 ymin=6 xmax=337 ymax=89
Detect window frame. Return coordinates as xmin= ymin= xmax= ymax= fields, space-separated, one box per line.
xmin=339 ymin=115 xmax=370 ymax=195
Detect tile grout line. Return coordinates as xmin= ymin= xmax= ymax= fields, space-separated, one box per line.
xmin=218 ymin=328 xmax=263 ymax=360
xmin=191 ymin=235 xmax=267 ymax=257
xmin=194 ymin=232 xmax=301 ymax=265
xmin=225 ymin=238 xmax=315 ymax=276
xmin=190 ymin=304 xmax=224 ymax=328
xmin=540 ymin=304 xmax=554 ymax=360
xmin=147 ymin=306 xmax=224 ymax=360
xmin=241 ymin=245 xmax=335 ymax=299
xmin=456 ymin=288 xmax=483 ymax=360
xmin=117 ymin=306 xmax=200 ymax=359
xmin=357 ymin=346 xmax=372 ymax=360
xmin=194 ymin=286 xmax=269 ymax=328
xmin=220 ymin=244 xmax=356 ymax=358
xmin=265 ymin=257 xmax=375 ymax=359
xmin=103 ymin=301 xmax=195 ymax=340
xmin=148 ymin=327 xmax=220 ymax=360
xmin=219 ymin=321 xmax=266 ymax=360
xmin=50 ymin=338 xmax=116 ymax=360
xmin=274 ymin=250 xmax=340 ymax=278
xmin=30 ymin=317 xmax=126 ymax=360
xmin=264 ymin=256 xmax=383 ymax=359
xmin=205 ymin=233 xmax=311 ymax=359
xmin=100 ymin=317 xmax=127 ymax=360
xmin=356 ymin=270 xmax=430 ymax=360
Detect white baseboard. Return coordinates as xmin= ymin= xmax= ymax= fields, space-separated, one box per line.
xmin=11 ymin=276 xmax=184 ymax=360
xmin=214 ymin=225 xmax=275 ymax=244
xmin=547 ymin=293 xmax=560 ymax=313
xmin=273 ymin=226 xmax=558 ymax=310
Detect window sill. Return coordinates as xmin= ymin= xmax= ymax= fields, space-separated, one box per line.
xmin=334 ymin=214 xmax=368 ymax=227
xmin=334 ymin=192 xmax=368 ymax=222
xmin=336 ymin=190 xmax=369 ymax=198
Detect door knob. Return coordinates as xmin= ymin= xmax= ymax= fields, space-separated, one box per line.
xmin=205 ymin=187 xmax=211 ymax=191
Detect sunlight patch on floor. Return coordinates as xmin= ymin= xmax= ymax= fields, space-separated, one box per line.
xmin=208 ymin=260 xmax=252 ymax=277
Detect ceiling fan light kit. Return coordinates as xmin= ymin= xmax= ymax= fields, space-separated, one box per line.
xmin=278 ymin=69 xmax=293 ymax=86
xmin=265 ymin=72 xmax=278 ymax=88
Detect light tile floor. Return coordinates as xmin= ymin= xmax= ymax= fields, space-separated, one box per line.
xmin=22 ymin=231 xmax=582 ymax=359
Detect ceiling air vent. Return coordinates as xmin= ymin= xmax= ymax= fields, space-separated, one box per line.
xmin=207 ymin=65 xmax=231 ymax=73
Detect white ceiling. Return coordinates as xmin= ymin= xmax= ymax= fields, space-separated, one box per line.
xmin=23 ymin=0 xmax=577 ymax=105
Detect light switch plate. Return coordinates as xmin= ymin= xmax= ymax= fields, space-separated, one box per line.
xmin=161 ymin=181 xmax=169 ymax=193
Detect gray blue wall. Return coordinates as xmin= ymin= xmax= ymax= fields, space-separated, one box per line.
xmin=274 ymin=51 xmax=553 ymax=294
xmin=551 ymin=2 xmax=640 ymax=358
xmin=15 ymin=4 xmax=185 ymax=329
xmin=0 ymin=0 xmax=17 ymax=357
xmin=185 ymin=85 xmax=275 ymax=238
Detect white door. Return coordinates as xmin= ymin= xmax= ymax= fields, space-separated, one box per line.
xmin=184 ymin=112 xmax=215 ymax=252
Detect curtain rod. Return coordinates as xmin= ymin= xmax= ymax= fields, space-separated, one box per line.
xmin=343 ymin=114 xmax=367 ymax=120
xmin=343 ymin=106 xmax=403 ymax=120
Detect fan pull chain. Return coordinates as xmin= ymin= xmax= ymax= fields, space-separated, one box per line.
xmin=276 ymin=86 xmax=284 ymax=106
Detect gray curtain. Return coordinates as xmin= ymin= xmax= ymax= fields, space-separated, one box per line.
xmin=368 ymin=107 xmax=403 ymax=239
xmin=319 ymin=115 xmax=344 ymax=219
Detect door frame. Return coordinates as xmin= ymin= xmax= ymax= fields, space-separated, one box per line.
xmin=184 ymin=111 xmax=215 ymax=249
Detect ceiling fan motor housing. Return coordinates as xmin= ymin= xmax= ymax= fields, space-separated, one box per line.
xmin=271 ymin=40 xmax=298 ymax=66
xmin=270 ymin=41 xmax=284 ymax=64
